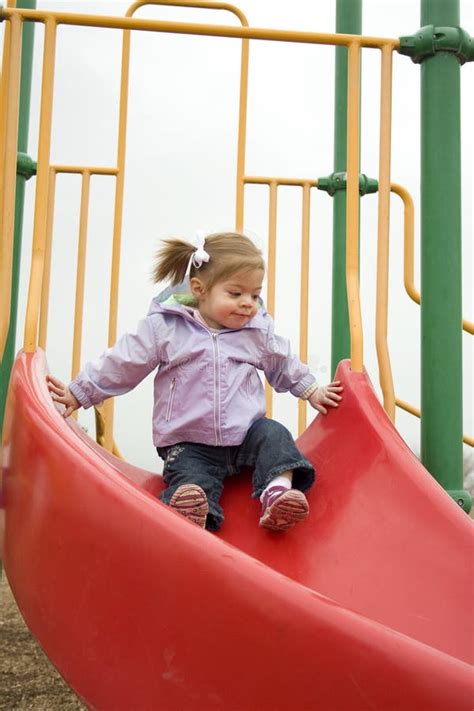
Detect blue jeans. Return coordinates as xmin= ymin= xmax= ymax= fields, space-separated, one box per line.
xmin=157 ymin=417 xmax=315 ymax=531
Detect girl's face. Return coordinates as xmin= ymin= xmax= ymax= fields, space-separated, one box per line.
xmin=192 ymin=269 xmax=264 ymax=330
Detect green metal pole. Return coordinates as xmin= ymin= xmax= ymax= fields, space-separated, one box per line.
xmin=0 ymin=0 xmax=36 ymax=433
xmin=420 ymin=0 xmax=468 ymax=507
xmin=331 ymin=0 xmax=362 ymax=376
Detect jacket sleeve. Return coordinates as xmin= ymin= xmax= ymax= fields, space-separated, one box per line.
xmin=69 ymin=316 xmax=161 ymax=409
xmin=259 ymin=315 xmax=317 ymax=397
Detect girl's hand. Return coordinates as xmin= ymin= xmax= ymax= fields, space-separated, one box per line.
xmin=46 ymin=374 xmax=81 ymax=418
xmin=308 ymin=381 xmax=343 ymax=415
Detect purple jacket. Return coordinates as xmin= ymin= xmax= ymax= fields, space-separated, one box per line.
xmin=69 ymin=290 xmax=316 ymax=447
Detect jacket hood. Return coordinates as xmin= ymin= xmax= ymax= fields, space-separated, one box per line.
xmin=148 ymin=279 xmax=269 ymax=330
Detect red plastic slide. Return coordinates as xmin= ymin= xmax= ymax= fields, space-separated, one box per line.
xmin=1 ymin=350 xmax=473 ymax=710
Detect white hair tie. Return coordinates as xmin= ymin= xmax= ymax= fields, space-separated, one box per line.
xmin=186 ymin=230 xmax=210 ymax=276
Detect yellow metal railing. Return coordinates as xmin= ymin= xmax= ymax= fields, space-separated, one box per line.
xmin=23 ymin=16 xmax=57 ymax=353
xmin=241 ymin=177 xmax=318 ymax=434
xmin=37 ymin=166 xmax=119 ymax=364
xmin=37 ymin=164 xmax=123 ymax=452
xmin=385 ymin=183 xmax=473 ymax=447
xmin=390 ymin=183 xmax=473 ymax=337
xmin=0 ymin=11 xmax=22 ymax=361
xmin=375 ymin=44 xmax=395 ymax=419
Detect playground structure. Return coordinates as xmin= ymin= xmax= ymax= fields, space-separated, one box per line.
xmin=0 ymin=1 xmax=473 ymax=709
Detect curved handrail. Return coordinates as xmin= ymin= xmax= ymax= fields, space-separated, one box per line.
xmin=376 ymin=182 xmax=473 ymax=447
xmin=375 ymin=44 xmax=395 ymax=418
xmin=391 ymin=183 xmax=473 ymax=335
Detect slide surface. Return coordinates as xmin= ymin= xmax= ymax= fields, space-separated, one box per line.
xmin=1 ymin=350 xmax=473 ymax=710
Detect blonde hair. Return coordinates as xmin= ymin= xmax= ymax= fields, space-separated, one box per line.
xmin=153 ymin=232 xmax=265 ymax=289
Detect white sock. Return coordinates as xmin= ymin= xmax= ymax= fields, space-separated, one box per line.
xmin=260 ymin=475 xmax=292 ymax=502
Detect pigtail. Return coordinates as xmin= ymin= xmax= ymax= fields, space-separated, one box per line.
xmin=153 ymin=232 xmax=265 ymax=289
xmin=153 ymin=239 xmax=195 ymax=286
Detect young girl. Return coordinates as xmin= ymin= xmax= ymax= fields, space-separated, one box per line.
xmin=47 ymin=232 xmax=342 ymax=532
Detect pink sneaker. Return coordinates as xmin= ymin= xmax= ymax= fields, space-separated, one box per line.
xmin=259 ymin=486 xmax=309 ymax=531
xmin=169 ymin=484 xmax=208 ymax=528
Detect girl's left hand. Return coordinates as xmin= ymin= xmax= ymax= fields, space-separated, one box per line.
xmin=308 ymin=381 xmax=343 ymax=415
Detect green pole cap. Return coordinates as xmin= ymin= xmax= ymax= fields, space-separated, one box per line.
xmin=16 ymin=152 xmax=37 ymax=179
xmin=399 ymin=25 xmax=474 ymax=64
xmin=317 ymin=172 xmax=378 ymax=196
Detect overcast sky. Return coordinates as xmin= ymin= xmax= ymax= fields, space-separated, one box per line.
xmin=9 ymin=0 xmax=473 ymax=471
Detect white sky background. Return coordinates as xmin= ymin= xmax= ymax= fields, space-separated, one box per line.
xmin=10 ymin=0 xmax=473 ymax=472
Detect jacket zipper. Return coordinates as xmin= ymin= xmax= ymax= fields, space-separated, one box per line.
xmin=165 ymin=378 xmax=177 ymax=422
xmin=212 ymin=333 xmax=222 ymax=446
xmin=185 ymin=319 xmax=223 ymax=446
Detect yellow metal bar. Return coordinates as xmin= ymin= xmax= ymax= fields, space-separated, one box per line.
xmin=100 ymin=15 xmax=133 ymax=451
xmin=126 ymin=0 xmax=248 ymax=24
xmin=266 ymin=181 xmax=277 ymax=317
xmin=0 ymin=7 xmax=400 ymax=49
xmin=0 ymin=15 xmax=23 ymax=361
xmin=234 ymin=38 xmax=249 ymax=231
xmin=0 ymin=15 xmax=13 ymax=267
xmin=23 ymin=18 xmax=57 ymax=353
xmin=396 ymin=397 xmax=419 ymax=419
xmin=124 ymin=3 xmax=249 ymax=233
xmin=51 ymin=165 xmax=118 ymax=176
xmin=71 ymin=170 xmax=91 ymax=381
xmin=346 ymin=42 xmax=363 ymax=372
xmin=94 ymin=404 xmax=124 ymax=458
xmin=244 ymin=176 xmax=318 ymax=188
xmin=391 ymin=183 xmax=473 ymax=336
xmin=0 ymin=0 xmax=19 ymax=192
xmin=298 ymin=182 xmax=311 ymax=435
xmin=265 ymin=180 xmax=278 ymax=416
xmin=390 ymin=183 xmax=418 ymax=304
xmin=375 ymin=44 xmax=395 ymax=421
xmin=38 ymin=168 xmax=57 ymax=350
xmin=39 ymin=167 xmax=117 ymax=350
xmin=395 ymin=398 xmax=473 ymax=448
xmin=242 ymin=176 xmax=319 ymax=427
xmin=123 ymin=2 xmax=250 ymax=236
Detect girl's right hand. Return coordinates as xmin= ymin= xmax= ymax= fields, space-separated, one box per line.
xmin=46 ymin=374 xmax=81 ymax=418
xmin=308 ymin=380 xmax=343 ymax=415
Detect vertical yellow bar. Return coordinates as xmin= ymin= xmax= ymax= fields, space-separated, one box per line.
xmin=100 ymin=25 xmax=132 ymax=450
xmin=0 ymin=15 xmax=23 ymax=360
xmin=38 ymin=168 xmax=57 ymax=349
xmin=235 ymin=34 xmax=249 ymax=232
xmin=0 ymin=16 xmax=13 ymax=248
xmin=346 ymin=41 xmax=363 ymax=372
xmin=110 ymin=29 xmax=130 ymax=351
xmin=71 ymin=170 xmax=91 ymax=381
xmin=375 ymin=44 xmax=395 ymax=420
xmin=265 ymin=180 xmax=278 ymax=416
xmin=298 ymin=182 xmax=311 ymax=434
xmin=24 ymin=18 xmax=57 ymax=353
xmin=390 ymin=184 xmax=417 ymax=304
xmin=0 ymin=1 xmax=18 ymax=208
xmin=266 ymin=180 xmax=277 ymax=317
